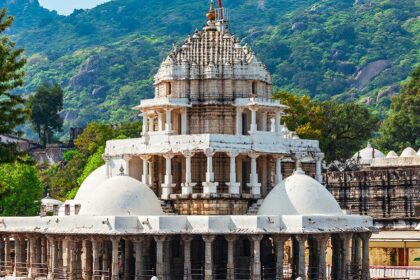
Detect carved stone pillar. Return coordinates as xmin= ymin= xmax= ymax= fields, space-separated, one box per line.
xmin=28 ymin=236 xmax=37 ymax=278
xmin=274 ymin=155 xmax=283 ymax=185
xmin=165 ymin=108 xmax=173 ymax=133
xmin=247 ymin=152 xmax=261 ymax=197
xmin=82 ymin=239 xmax=92 ymax=280
xmin=154 ymin=236 xmax=166 ymax=279
xmin=91 ymin=239 xmax=100 ymax=280
xmin=123 ymin=239 xmax=130 ymax=280
xmin=202 ymin=235 xmax=215 ymax=280
xmin=203 ymin=149 xmax=218 ymax=196
xmin=141 ymin=156 xmax=151 ymax=185
xmin=273 ymin=235 xmax=288 ymax=280
xmin=161 ymin=153 xmax=175 ymax=199
xmin=13 ymin=236 xmax=23 ymax=277
xmin=47 ymin=237 xmax=57 ymax=280
xmin=4 ymin=236 xmax=11 ymax=274
xmin=182 ymin=235 xmax=193 ymax=280
xmin=361 ymin=233 xmax=372 ymax=280
xmin=251 ymin=235 xmax=263 ymax=280
xmin=133 ymin=237 xmax=145 ymax=280
xmin=141 ymin=112 xmax=149 ymax=135
xmin=227 ymin=152 xmax=240 ymax=196
xmin=250 ymin=107 xmax=258 ymax=133
xmin=225 ymin=235 xmax=238 ymax=280
xmin=111 ymin=238 xmax=120 ymax=280
xmin=236 ymin=107 xmax=243 ymax=135
xmin=275 ymin=111 xmax=281 ymax=133
xmin=181 ymin=108 xmax=188 ymax=135
xmin=294 ymin=235 xmax=307 ymax=280
xmin=340 ymin=233 xmax=352 ymax=280
xmin=317 ymin=235 xmax=329 ymax=280
xmin=182 ymin=151 xmax=196 ymax=196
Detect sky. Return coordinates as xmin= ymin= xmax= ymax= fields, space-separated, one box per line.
xmin=38 ymin=0 xmax=110 ymax=15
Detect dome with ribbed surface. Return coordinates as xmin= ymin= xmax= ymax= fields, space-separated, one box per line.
xmin=386 ymin=151 xmax=398 ymax=158
xmin=79 ymin=175 xmax=164 ymax=216
xmin=258 ymin=170 xmax=343 ymax=216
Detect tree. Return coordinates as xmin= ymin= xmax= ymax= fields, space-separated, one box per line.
xmin=27 ymin=83 xmax=64 ymax=145
xmin=0 ymin=9 xmax=27 ymax=163
xmin=273 ymin=91 xmax=379 ymax=162
xmin=319 ymin=101 xmax=379 ymax=162
xmin=375 ymin=67 xmax=420 ymax=153
xmin=273 ymin=91 xmax=324 ymax=139
xmin=0 ymin=162 xmax=43 ymax=216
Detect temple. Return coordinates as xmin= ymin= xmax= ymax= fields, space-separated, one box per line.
xmin=0 ymin=2 xmax=375 ymax=280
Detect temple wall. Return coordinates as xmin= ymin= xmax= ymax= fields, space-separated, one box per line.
xmin=324 ymin=168 xmax=419 ymax=225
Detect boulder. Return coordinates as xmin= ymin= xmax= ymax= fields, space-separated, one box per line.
xmin=376 ymin=85 xmax=399 ymax=103
xmin=353 ymin=60 xmax=390 ymax=90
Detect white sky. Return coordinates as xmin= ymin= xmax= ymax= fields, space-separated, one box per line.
xmin=38 ymin=0 xmax=110 ymax=15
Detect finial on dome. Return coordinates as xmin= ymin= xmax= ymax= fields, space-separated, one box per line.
xmin=119 ymin=165 xmax=126 ymax=176
xmin=367 ymin=141 xmax=372 ymax=148
xmin=294 ymin=167 xmax=305 ymax=175
xmin=206 ymin=0 xmax=216 ymax=21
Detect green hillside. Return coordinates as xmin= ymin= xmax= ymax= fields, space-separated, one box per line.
xmin=1 ymin=0 xmax=419 ymax=133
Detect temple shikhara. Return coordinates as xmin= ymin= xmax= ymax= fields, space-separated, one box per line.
xmin=0 ymin=2 xmax=377 ymax=280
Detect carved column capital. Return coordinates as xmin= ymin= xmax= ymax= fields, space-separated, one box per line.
xmin=163 ymin=153 xmax=175 ymax=160
xmin=250 ymin=234 xmax=264 ymax=242
xmin=140 ymin=155 xmax=152 ymax=161
xmin=182 ymin=150 xmax=195 ymax=158
xmin=181 ymin=235 xmax=194 ymax=243
xmin=273 ymin=235 xmax=289 ymax=243
xmin=227 ymin=151 xmax=240 ymax=158
xmin=204 ymin=148 xmax=216 ymax=157
xmin=202 ymin=235 xmax=216 ymax=243
xmin=225 ymin=235 xmax=239 ymax=242
xmin=248 ymin=152 xmax=260 ymax=159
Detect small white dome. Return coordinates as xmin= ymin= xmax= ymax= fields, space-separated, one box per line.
xmin=79 ymin=175 xmax=164 ymax=216
xmin=41 ymin=194 xmax=62 ymax=206
xmin=386 ymin=151 xmax=398 ymax=158
xmin=74 ymin=165 xmax=108 ymax=203
xmin=258 ymin=170 xmax=343 ymax=216
xmin=352 ymin=143 xmax=385 ymax=165
xmin=400 ymin=147 xmax=417 ymax=158
xmin=418 ymin=149 xmax=420 ymax=156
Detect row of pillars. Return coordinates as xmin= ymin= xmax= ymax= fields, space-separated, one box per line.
xmin=142 ymin=107 xmax=188 ymax=136
xmin=235 ymin=106 xmax=283 ymax=135
xmin=131 ymin=150 xmax=323 ymax=200
xmin=0 ymin=232 xmax=371 ymax=280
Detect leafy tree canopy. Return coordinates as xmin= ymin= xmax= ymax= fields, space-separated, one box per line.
xmin=0 ymin=162 xmax=43 ymax=216
xmin=27 ymin=83 xmax=64 ymax=145
xmin=274 ymin=91 xmax=379 ymax=162
xmin=0 ymin=8 xmax=26 ymax=163
xmin=375 ymin=67 xmax=420 ymax=153
xmin=48 ymin=122 xmax=141 ymax=200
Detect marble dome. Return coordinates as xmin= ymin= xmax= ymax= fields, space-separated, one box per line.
xmin=258 ymin=169 xmax=343 ymax=216
xmin=400 ymin=147 xmax=417 ymax=157
xmin=79 ymin=175 xmax=164 ymax=216
xmin=74 ymin=165 xmax=108 ymax=204
xmin=352 ymin=143 xmax=385 ymax=165
xmin=386 ymin=151 xmax=398 ymax=158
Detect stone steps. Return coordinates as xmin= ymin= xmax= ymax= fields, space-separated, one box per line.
xmin=160 ymin=201 xmax=177 ymax=215
xmin=246 ymin=199 xmax=264 ymax=215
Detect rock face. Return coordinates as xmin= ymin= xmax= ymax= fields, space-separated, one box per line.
xmin=353 ymin=60 xmax=390 ymax=90
xmin=70 ymin=55 xmax=100 ymax=89
xmin=376 ymin=85 xmax=399 ymax=103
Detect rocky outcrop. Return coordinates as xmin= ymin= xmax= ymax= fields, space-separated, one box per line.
xmin=353 ymin=60 xmax=390 ymax=90
xmin=91 ymin=86 xmax=109 ymax=98
xmin=70 ymin=55 xmax=100 ymax=89
xmin=376 ymin=85 xmax=399 ymax=103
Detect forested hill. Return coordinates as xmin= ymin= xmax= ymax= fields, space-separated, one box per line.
xmin=1 ymin=0 xmax=419 ymax=131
